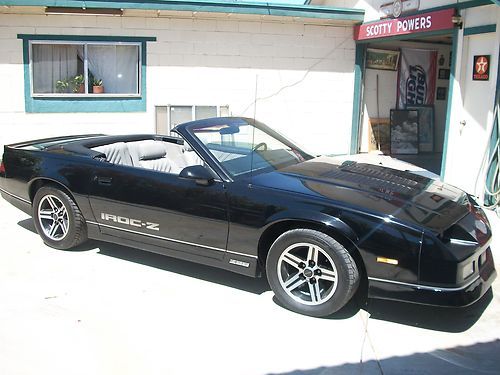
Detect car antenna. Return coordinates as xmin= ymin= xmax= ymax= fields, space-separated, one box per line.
xmin=250 ymin=74 xmax=258 ymax=182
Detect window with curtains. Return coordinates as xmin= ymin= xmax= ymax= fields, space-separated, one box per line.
xmin=30 ymin=41 xmax=141 ymax=96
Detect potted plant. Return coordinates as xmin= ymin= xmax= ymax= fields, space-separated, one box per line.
xmin=71 ymin=74 xmax=85 ymax=93
xmin=92 ymin=78 xmax=104 ymax=94
xmin=55 ymin=79 xmax=70 ymax=93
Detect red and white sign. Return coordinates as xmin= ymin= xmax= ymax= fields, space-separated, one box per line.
xmin=473 ymin=55 xmax=490 ymax=81
xmin=354 ymin=8 xmax=455 ymax=41
xmin=397 ymin=48 xmax=437 ymax=108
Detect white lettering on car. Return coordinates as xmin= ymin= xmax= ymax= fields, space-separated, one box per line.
xmin=100 ymin=213 xmax=160 ymax=231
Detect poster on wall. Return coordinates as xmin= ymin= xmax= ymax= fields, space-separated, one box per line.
xmin=406 ymin=105 xmax=434 ymax=152
xmin=397 ymin=48 xmax=437 ymax=109
xmin=390 ymin=109 xmax=419 ymax=155
xmin=366 ymin=48 xmax=400 ymax=71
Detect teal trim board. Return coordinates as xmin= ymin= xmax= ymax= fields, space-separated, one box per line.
xmin=350 ymin=44 xmax=366 ymax=155
xmin=440 ymin=27 xmax=459 ymax=180
xmin=18 ymin=35 xmax=156 ymax=113
xmin=464 ymin=24 xmax=497 ymax=36
xmin=0 ymin=1 xmax=365 ymax=21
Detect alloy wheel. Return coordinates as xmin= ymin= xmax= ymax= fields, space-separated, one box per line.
xmin=277 ymin=242 xmax=338 ymax=306
xmin=37 ymin=194 xmax=69 ymax=241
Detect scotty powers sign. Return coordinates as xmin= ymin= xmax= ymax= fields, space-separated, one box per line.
xmin=354 ymin=8 xmax=454 ymax=41
xmin=397 ymin=48 xmax=437 ymax=109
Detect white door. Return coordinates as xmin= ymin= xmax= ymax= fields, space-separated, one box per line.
xmin=443 ymin=31 xmax=498 ymax=197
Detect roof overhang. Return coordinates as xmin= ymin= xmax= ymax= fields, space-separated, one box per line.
xmin=0 ymin=1 xmax=365 ymax=22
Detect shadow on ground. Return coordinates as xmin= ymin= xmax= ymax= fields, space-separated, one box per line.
xmin=18 ymin=218 xmax=269 ymax=294
xmin=268 ymin=339 xmax=500 ymax=375
xmin=18 ymin=218 xmax=494 ymax=331
xmin=365 ymin=290 xmax=493 ymax=333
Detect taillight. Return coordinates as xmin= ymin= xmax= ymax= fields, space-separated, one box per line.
xmin=0 ymin=161 xmax=5 ymax=175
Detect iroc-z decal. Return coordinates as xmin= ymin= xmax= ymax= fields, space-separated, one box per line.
xmin=100 ymin=213 xmax=160 ymax=231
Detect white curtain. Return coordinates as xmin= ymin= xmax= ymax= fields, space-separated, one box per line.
xmin=87 ymin=45 xmax=138 ymax=94
xmin=32 ymin=44 xmax=80 ymax=93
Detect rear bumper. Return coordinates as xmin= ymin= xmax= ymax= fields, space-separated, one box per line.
xmin=368 ymin=253 xmax=496 ymax=307
xmin=0 ymin=188 xmax=32 ymax=215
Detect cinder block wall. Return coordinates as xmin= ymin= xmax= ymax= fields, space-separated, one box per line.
xmin=0 ymin=7 xmax=356 ymax=156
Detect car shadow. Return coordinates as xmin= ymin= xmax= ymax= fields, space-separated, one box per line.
xmin=364 ymin=289 xmax=493 ymax=333
xmin=17 ymin=218 xmax=494 ymax=331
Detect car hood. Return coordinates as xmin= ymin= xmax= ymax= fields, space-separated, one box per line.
xmin=251 ymin=157 xmax=470 ymax=233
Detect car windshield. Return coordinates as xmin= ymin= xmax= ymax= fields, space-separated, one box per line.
xmin=190 ymin=119 xmax=312 ymax=177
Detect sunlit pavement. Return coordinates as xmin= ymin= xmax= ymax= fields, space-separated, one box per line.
xmin=0 ymin=196 xmax=499 ymax=375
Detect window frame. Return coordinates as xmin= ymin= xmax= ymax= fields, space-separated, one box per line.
xmin=29 ymin=40 xmax=142 ymax=98
xmin=167 ymin=105 xmax=230 ymax=131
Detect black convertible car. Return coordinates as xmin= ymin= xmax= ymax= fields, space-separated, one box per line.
xmin=0 ymin=117 xmax=496 ymax=317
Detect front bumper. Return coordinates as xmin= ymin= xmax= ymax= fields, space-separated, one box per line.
xmin=368 ymin=248 xmax=496 ymax=307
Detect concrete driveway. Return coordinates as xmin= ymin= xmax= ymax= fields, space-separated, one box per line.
xmin=0 ymin=197 xmax=499 ymax=375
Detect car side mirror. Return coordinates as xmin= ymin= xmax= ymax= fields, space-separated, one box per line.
xmin=179 ymin=165 xmax=214 ymax=186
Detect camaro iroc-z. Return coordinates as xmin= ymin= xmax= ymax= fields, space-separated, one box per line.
xmin=0 ymin=117 xmax=495 ymax=317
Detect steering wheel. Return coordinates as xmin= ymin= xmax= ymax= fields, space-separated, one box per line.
xmin=252 ymin=142 xmax=268 ymax=151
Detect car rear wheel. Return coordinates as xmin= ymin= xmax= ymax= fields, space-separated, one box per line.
xmin=266 ymin=229 xmax=359 ymax=317
xmin=33 ymin=186 xmax=87 ymax=250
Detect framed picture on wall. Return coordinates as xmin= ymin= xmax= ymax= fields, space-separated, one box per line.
xmin=438 ymin=69 xmax=450 ymax=80
xmin=436 ymin=87 xmax=447 ymax=100
xmin=366 ymin=48 xmax=400 ymax=71
xmin=406 ymin=105 xmax=434 ymax=152
xmin=390 ymin=109 xmax=419 ymax=155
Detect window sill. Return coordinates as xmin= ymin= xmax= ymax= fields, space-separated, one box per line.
xmin=32 ymin=93 xmax=142 ymax=99
xmin=26 ymin=96 xmax=146 ymax=113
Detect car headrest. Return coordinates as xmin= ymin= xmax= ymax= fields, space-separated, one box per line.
xmin=139 ymin=142 xmax=167 ymax=160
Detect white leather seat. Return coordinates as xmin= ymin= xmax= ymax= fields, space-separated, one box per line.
xmin=127 ymin=140 xmax=173 ymax=173
xmin=93 ymin=142 xmax=133 ymax=166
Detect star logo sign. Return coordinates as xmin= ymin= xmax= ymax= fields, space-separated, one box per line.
xmin=476 ymin=56 xmax=488 ymax=74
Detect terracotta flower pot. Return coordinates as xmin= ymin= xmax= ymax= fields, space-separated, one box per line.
xmin=77 ymin=84 xmax=85 ymax=93
xmin=93 ymin=85 xmax=104 ymax=94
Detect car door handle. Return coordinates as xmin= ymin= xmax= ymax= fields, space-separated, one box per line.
xmin=95 ymin=176 xmax=113 ymax=186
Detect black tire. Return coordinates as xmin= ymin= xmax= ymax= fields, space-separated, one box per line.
xmin=266 ymin=229 xmax=359 ymax=317
xmin=32 ymin=186 xmax=87 ymax=250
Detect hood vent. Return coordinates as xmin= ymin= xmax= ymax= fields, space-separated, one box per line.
xmin=324 ymin=162 xmax=428 ymax=196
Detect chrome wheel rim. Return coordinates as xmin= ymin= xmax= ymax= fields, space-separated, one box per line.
xmin=277 ymin=242 xmax=338 ymax=306
xmin=37 ymin=195 xmax=69 ymax=241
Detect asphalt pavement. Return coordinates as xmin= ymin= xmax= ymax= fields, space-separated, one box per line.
xmin=0 ymin=196 xmax=499 ymax=375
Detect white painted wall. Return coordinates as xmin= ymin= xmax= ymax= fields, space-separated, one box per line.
xmin=0 ymin=7 xmax=357 ymax=157
xmin=443 ymin=5 xmax=500 ymax=199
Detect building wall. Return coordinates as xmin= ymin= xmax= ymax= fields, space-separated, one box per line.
xmin=317 ymin=0 xmax=500 ymax=199
xmin=0 ymin=6 xmax=357 ymax=156
xmin=443 ymin=5 xmax=500 ymax=197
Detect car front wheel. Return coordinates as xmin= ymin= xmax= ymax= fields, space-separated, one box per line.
xmin=266 ymin=229 xmax=359 ymax=317
xmin=32 ymin=186 xmax=87 ymax=250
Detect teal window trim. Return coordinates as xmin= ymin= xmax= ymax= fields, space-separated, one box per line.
xmin=350 ymin=44 xmax=366 ymax=155
xmin=440 ymin=27 xmax=460 ymax=180
xmin=17 ymin=34 xmax=156 ymax=113
xmin=2 ymin=1 xmax=365 ymax=22
xmin=464 ymin=24 xmax=497 ymax=36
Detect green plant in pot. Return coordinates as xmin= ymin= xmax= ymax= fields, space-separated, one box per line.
xmin=92 ymin=78 xmax=104 ymax=94
xmin=55 ymin=79 xmax=70 ymax=93
xmin=71 ymin=74 xmax=85 ymax=93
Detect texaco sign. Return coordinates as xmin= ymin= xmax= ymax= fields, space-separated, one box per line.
xmin=473 ymin=55 xmax=490 ymax=81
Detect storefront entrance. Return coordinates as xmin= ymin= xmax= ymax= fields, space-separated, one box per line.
xmin=352 ymin=8 xmax=457 ymax=177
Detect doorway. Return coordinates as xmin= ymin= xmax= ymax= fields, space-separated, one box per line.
xmin=358 ymin=34 xmax=454 ymax=175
